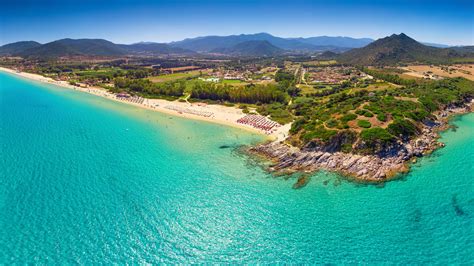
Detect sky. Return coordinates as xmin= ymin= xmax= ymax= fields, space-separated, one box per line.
xmin=0 ymin=0 xmax=473 ymax=46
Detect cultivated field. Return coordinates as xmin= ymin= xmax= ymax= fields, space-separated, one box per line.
xmin=148 ymin=70 xmax=204 ymax=83
xmin=401 ymin=64 xmax=474 ymax=81
xmin=302 ymin=60 xmax=337 ymax=66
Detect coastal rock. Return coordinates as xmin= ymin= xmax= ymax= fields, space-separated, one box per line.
xmin=357 ymin=169 xmax=368 ymax=176
xmin=343 ymin=155 xmax=360 ymax=169
xmin=293 ymin=175 xmax=310 ymax=189
xmin=317 ymin=152 xmax=332 ymax=163
xmin=248 ymin=101 xmax=473 ymax=182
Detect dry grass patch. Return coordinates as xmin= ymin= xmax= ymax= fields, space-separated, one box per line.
xmin=401 ymin=64 xmax=474 ymax=81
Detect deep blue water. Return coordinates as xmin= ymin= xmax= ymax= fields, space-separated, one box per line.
xmin=1 ymin=71 xmax=473 ymax=264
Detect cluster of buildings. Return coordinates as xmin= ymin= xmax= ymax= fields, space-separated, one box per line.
xmin=306 ymin=66 xmax=361 ymax=84
xmin=208 ymin=69 xmax=246 ymax=80
xmin=198 ymin=77 xmax=220 ymax=82
xmin=422 ymin=72 xmax=443 ymax=80
xmin=206 ymin=67 xmax=275 ymax=82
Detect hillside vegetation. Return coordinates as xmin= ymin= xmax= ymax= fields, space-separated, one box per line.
xmin=0 ymin=39 xmax=194 ymax=58
xmin=339 ymin=33 xmax=474 ymax=65
xmin=288 ymin=76 xmax=474 ymax=156
xmin=0 ymin=41 xmax=41 ymax=55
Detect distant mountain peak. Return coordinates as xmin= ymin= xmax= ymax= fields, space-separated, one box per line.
xmin=0 ymin=38 xmax=195 ymax=58
xmin=391 ymin=32 xmax=408 ymax=38
xmin=2 ymin=33 xmax=464 ymax=60
xmin=0 ymin=41 xmax=42 ymax=56
xmin=339 ymin=33 xmax=473 ymax=65
xmin=211 ymin=40 xmax=284 ymax=56
xmin=169 ymin=33 xmax=372 ymax=53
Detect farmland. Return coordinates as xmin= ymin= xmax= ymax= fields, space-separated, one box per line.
xmin=148 ymin=70 xmax=204 ymax=83
xmin=400 ymin=64 xmax=474 ymax=81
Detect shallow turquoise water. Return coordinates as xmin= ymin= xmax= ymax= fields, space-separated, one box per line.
xmin=1 ymin=71 xmax=473 ymax=264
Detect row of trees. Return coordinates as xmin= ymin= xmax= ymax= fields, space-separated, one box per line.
xmin=190 ymin=82 xmax=288 ymax=104
xmin=275 ymin=70 xmax=295 ymax=83
xmin=113 ymin=77 xmax=291 ymax=104
xmin=114 ymin=78 xmax=185 ymax=97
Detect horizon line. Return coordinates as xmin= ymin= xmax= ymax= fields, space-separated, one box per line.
xmin=2 ymin=32 xmax=471 ymax=47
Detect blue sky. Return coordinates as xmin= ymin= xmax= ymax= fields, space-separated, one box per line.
xmin=1 ymin=0 xmax=473 ymax=45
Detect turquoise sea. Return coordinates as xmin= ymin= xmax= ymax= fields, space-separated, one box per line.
xmin=1 ymin=71 xmax=473 ymax=264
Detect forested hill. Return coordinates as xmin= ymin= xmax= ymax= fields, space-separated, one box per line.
xmin=169 ymin=33 xmax=371 ymax=52
xmin=118 ymin=43 xmax=196 ymax=56
xmin=1 ymin=33 xmax=471 ymax=60
xmin=0 ymin=41 xmax=41 ymax=55
xmin=0 ymin=39 xmax=194 ymax=58
xmin=17 ymin=39 xmax=126 ymax=57
xmin=339 ymin=33 xmax=474 ymax=65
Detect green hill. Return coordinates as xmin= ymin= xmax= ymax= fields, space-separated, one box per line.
xmin=339 ymin=33 xmax=474 ymax=65
xmin=0 ymin=41 xmax=41 ymax=56
xmin=170 ymin=33 xmax=364 ymax=52
xmin=316 ymin=51 xmax=338 ymax=60
xmin=119 ymin=42 xmax=195 ymax=55
xmin=19 ymin=39 xmax=126 ymax=58
xmin=7 ymin=39 xmax=196 ymax=58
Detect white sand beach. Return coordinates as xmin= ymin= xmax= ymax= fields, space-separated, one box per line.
xmin=0 ymin=67 xmax=290 ymax=140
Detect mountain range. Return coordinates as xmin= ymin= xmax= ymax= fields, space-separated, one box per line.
xmin=1 ymin=33 xmax=472 ymax=65
xmin=0 ymin=33 xmax=375 ymax=58
xmin=210 ymin=40 xmax=284 ymax=56
xmin=169 ymin=33 xmax=373 ymax=52
xmin=0 ymin=39 xmax=194 ymax=58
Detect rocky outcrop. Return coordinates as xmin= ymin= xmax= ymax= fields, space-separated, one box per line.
xmin=250 ymin=142 xmax=407 ymax=181
xmin=249 ymin=102 xmax=472 ymax=183
xmin=302 ymin=131 xmax=356 ymax=153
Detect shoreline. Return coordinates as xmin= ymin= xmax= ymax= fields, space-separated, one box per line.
xmin=4 ymin=66 xmax=470 ymax=183
xmin=249 ymin=101 xmax=473 ymax=183
xmin=0 ymin=67 xmax=290 ymax=140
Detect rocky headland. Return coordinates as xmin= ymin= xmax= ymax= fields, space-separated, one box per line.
xmin=249 ymin=101 xmax=473 ymax=183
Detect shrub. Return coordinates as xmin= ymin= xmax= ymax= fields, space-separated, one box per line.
xmin=360 ymin=127 xmax=394 ymax=143
xmin=257 ymin=103 xmax=293 ymax=124
xmin=377 ymin=113 xmax=388 ymax=122
xmin=357 ymin=120 xmax=372 ymax=128
xmin=340 ymin=113 xmax=357 ymax=123
xmin=302 ymin=126 xmax=337 ymax=142
xmin=355 ymin=109 xmax=373 ymax=117
xmin=363 ymin=111 xmax=374 ymax=117
xmin=387 ymin=119 xmax=418 ymax=138
xmin=325 ymin=119 xmax=339 ymax=128
xmin=290 ymin=118 xmax=307 ymax=134
xmin=406 ymin=109 xmax=429 ymax=121
xmin=341 ymin=143 xmax=353 ymax=153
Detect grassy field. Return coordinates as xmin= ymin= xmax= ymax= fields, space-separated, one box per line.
xmin=401 ymin=64 xmax=474 ymax=81
xmin=303 ymin=60 xmax=337 ymax=66
xmin=74 ymin=68 xmax=121 ymax=76
xmin=362 ymin=82 xmax=399 ymax=91
xmin=221 ymin=79 xmax=245 ymax=84
xmin=297 ymin=84 xmax=317 ymax=95
xmin=220 ymin=79 xmax=251 ymax=87
xmin=398 ymin=73 xmax=425 ymax=81
xmin=149 ymin=70 xmax=202 ymax=83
